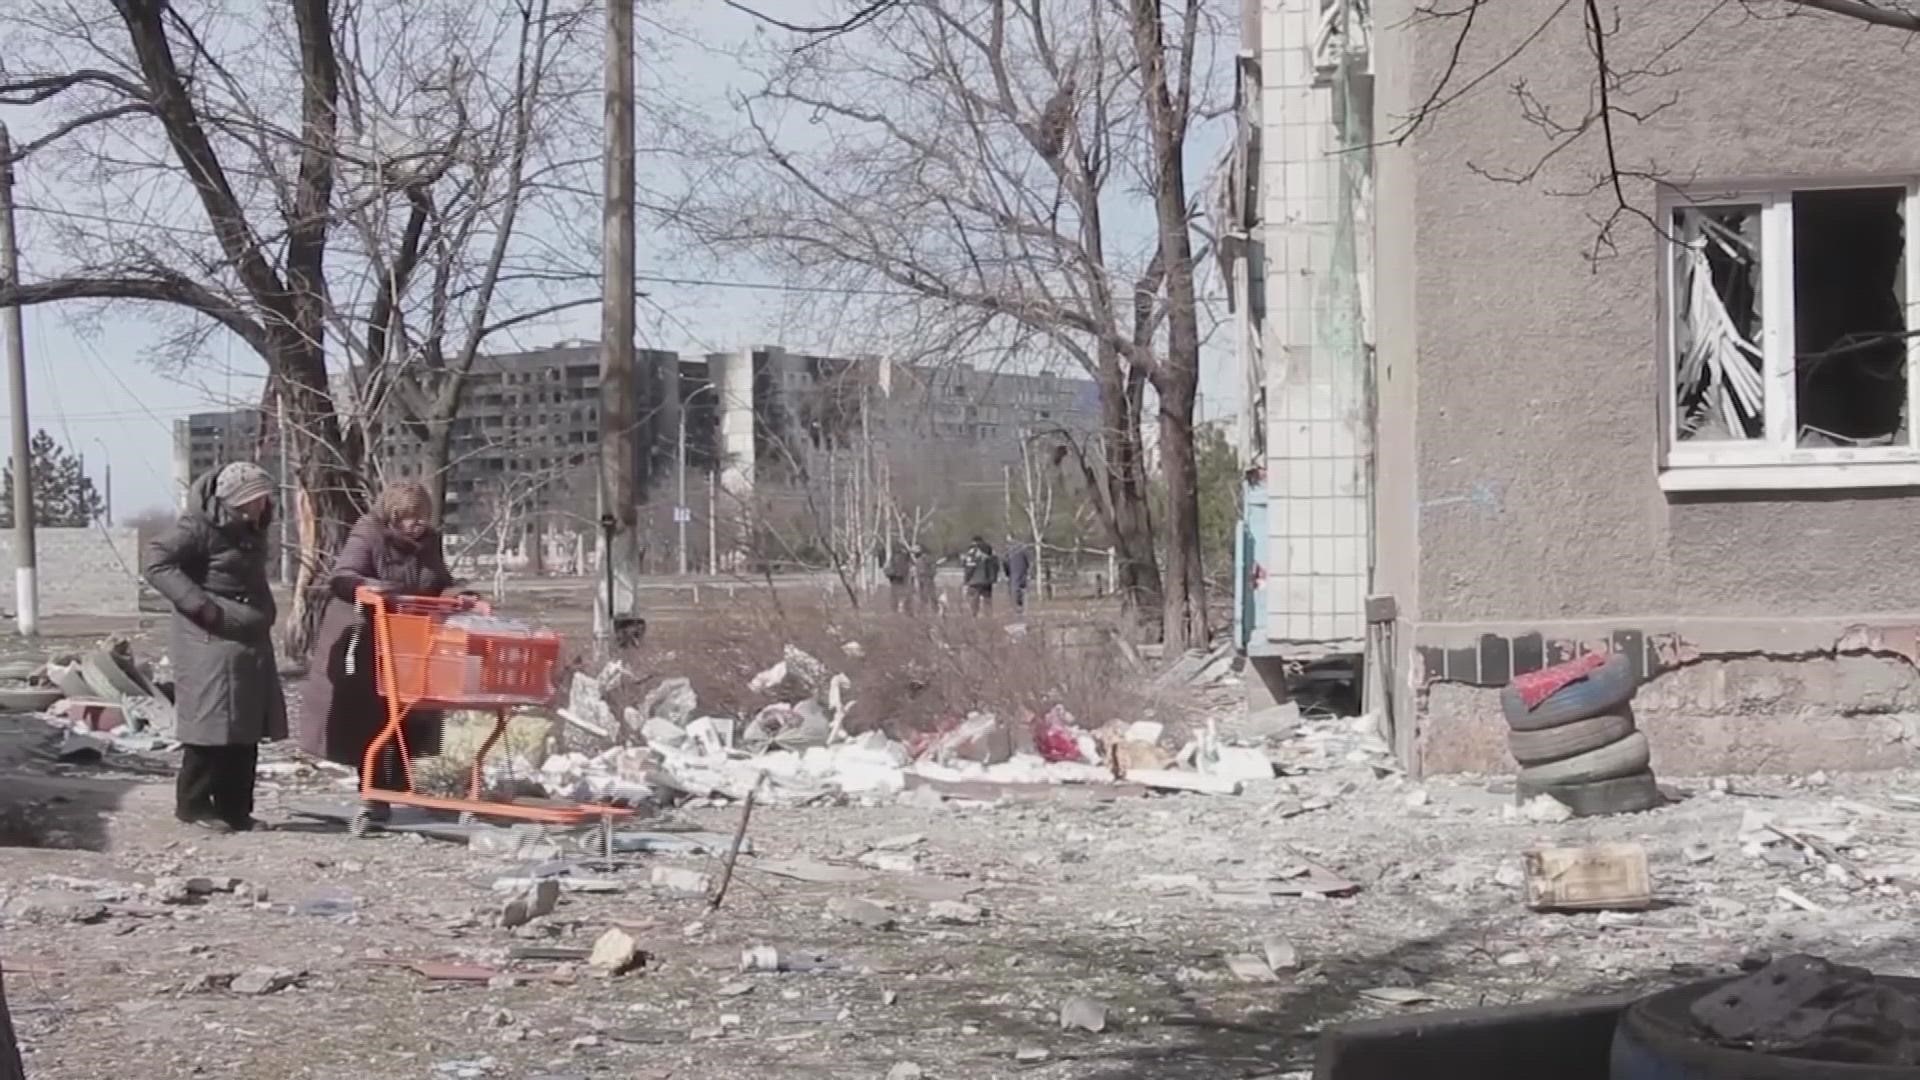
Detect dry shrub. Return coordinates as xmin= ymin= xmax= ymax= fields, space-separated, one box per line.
xmin=624 ymin=596 xmax=1187 ymax=740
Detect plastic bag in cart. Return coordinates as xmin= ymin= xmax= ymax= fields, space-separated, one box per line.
xmin=443 ymin=613 xmax=540 ymax=634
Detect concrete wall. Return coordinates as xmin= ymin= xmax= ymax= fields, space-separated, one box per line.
xmin=0 ymin=527 xmax=141 ymax=616
xmin=1393 ymin=2 xmax=1920 ymax=622
xmin=1374 ymin=1 xmax=1920 ymax=772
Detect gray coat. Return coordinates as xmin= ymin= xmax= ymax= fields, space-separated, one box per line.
xmin=144 ymin=470 xmax=288 ymax=746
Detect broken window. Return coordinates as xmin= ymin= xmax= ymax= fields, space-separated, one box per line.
xmin=1666 ymin=184 xmax=1918 ymax=476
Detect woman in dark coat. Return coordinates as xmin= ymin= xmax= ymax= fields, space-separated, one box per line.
xmin=145 ymin=461 xmax=287 ymax=834
xmin=294 ymin=481 xmax=455 ymax=820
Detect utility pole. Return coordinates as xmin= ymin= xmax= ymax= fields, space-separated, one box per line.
xmin=0 ymin=124 xmax=37 ymax=637
xmin=597 ymin=0 xmax=639 ymax=650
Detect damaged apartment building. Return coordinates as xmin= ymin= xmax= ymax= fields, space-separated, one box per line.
xmin=1227 ymin=0 xmax=1920 ymax=775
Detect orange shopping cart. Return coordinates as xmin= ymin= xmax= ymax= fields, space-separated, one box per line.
xmin=349 ymin=587 xmax=634 ymax=852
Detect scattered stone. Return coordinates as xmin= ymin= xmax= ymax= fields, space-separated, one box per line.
xmin=1058 ymin=995 xmax=1108 ymax=1033
xmin=1518 ymin=795 xmax=1574 ymax=824
xmin=651 ymin=867 xmax=711 ymax=896
xmin=827 ymin=897 xmax=898 ymax=931
xmin=1684 ymin=843 xmax=1715 ymax=866
xmin=1404 ymin=789 xmax=1431 ymax=808
xmin=1225 ymin=954 xmax=1278 ymax=983
xmin=858 ymin=851 xmax=919 ymax=874
xmin=1263 ymin=938 xmax=1301 ymax=972
xmin=230 ymin=968 xmax=303 ymax=995
xmin=872 ymin=833 xmax=926 ymax=852
xmin=1775 ymin=886 xmax=1824 ymax=913
xmin=1014 ymin=1047 xmax=1051 ymax=1063
xmin=1493 ymin=865 xmax=1526 ymax=890
xmin=640 ymin=717 xmax=688 ymax=749
xmin=499 ymin=878 xmax=562 ymax=928
xmin=1496 ymin=951 xmax=1532 ymax=968
xmin=4 ymin=890 xmax=108 ymax=924
xmin=588 ymin=928 xmax=644 ymax=976
xmin=927 ymin=900 xmax=985 ymax=926
xmin=151 ymin=877 xmax=199 ymax=905
xmin=237 ymin=882 xmax=270 ymax=904
xmin=887 ymin=1064 xmax=924 ymax=1080
xmin=716 ymin=981 xmax=754 ymax=998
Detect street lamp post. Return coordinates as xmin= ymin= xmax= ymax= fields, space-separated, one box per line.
xmin=676 ymin=382 xmax=716 ymax=576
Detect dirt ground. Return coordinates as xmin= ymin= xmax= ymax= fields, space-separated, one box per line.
xmin=3 ymin=704 xmax=1920 ymax=1080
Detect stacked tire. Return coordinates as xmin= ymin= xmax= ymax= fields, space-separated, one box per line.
xmin=1501 ymin=653 xmax=1664 ymax=816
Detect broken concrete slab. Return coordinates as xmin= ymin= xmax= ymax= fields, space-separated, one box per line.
xmin=650 ymin=867 xmax=711 ymax=896
xmin=1059 ymin=996 xmax=1109 ymax=1033
xmin=927 ymin=900 xmax=985 ymax=926
xmin=230 ymin=968 xmax=303 ymax=995
xmin=498 ymin=878 xmax=561 ymax=928
xmin=826 ymin=897 xmax=897 ymax=931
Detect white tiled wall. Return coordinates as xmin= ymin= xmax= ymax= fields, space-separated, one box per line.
xmin=1261 ymin=0 xmax=1369 ymax=645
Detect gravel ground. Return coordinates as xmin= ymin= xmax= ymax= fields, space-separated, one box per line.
xmin=4 ymin=712 xmax=1920 ymax=1080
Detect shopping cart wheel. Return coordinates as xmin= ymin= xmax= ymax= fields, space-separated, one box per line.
xmin=348 ymin=809 xmax=373 ymax=839
xmin=581 ymin=821 xmax=616 ymax=863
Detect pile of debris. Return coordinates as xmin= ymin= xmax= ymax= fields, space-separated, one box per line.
xmin=530 ymin=644 xmax=1282 ymax=808
xmin=1 ymin=639 xmax=178 ymax=752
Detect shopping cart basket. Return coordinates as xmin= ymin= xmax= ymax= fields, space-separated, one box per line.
xmin=350 ymin=587 xmax=635 ymax=848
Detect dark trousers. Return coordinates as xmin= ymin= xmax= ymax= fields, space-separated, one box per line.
xmin=966 ymin=584 xmax=993 ymax=616
xmin=177 ymin=743 xmax=258 ymax=826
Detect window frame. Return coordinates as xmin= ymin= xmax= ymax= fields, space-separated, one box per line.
xmin=1658 ymin=180 xmax=1920 ymax=492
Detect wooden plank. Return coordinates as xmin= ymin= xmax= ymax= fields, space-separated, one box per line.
xmin=1524 ymin=843 xmax=1651 ymax=912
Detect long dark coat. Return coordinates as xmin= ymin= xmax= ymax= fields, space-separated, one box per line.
xmin=293 ymin=515 xmax=455 ymax=767
xmin=144 ymin=470 xmax=287 ymax=747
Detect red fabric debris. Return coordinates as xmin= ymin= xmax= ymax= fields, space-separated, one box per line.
xmin=1510 ymin=651 xmax=1609 ymax=710
xmin=1031 ymin=706 xmax=1086 ymax=763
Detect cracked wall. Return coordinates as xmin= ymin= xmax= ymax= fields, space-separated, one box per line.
xmin=1409 ymin=624 xmax=1920 ymax=775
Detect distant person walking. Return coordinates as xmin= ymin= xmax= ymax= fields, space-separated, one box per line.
xmin=1005 ymin=538 xmax=1033 ymax=613
xmin=960 ymin=536 xmax=1000 ymax=616
xmin=296 ymin=481 xmax=456 ymax=824
xmin=909 ymin=543 xmax=936 ymax=614
xmin=145 ymin=462 xmax=286 ymax=834
xmin=881 ymin=545 xmax=913 ymax=613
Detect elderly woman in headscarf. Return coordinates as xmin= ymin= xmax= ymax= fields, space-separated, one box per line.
xmin=145 ymin=461 xmax=286 ymax=834
xmin=295 ymin=480 xmax=456 ymax=821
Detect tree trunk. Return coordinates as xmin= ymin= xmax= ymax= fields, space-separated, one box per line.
xmin=420 ymin=417 xmax=453 ymax=521
xmin=0 ymin=965 xmax=25 ymax=1080
xmin=1091 ymin=341 xmax=1163 ymax=631
xmin=1131 ymin=0 xmax=1210 ymax=651
xmin=1156 ymin=375 xmax=1209 ymax=649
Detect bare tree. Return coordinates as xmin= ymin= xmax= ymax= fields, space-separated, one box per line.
xmin=0 ymin=0 xmax=610 ymax=649
xmin=0 ymin=0 xmax=360 ymax=648
xmin=322 ymin=0 xmax=604 ymax=513
xmin=672 ymin=0 xmax=1228 ymax=647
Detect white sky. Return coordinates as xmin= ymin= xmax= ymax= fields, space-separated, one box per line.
xmin=0 ymin=0 xmax=1236 ymax=514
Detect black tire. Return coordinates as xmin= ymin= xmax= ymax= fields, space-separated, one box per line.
xmin=1506 ymin=711 xmax=1636 ymax=766
xmin=1501 ymin=653 xmax=1636 ymax=731
xmin=1515 ymin=769 xmax=1665 ymax=817
xmin=1514 ymin=731 xmax=1650 ymax=787
xmin=1612 ymin=974 xmax=1920 ymax=1079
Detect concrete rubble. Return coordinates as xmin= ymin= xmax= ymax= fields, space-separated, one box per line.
xmin=524 ymin=649 xmax=1313 ymax=810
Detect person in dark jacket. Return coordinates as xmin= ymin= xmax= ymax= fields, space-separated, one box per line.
xmin=145 ymin=462 xmax=286 ymax=834
xmin=908 ymin=543 xmax=936 ymax=614
xmin=1004 ymin=538 xmax=1033 ymax=613
xmin=881 ymin=545 xmax=912 ymax=613
xmin=959 ymin=536 xmax=1000 ymax=616
xmin=295 ymin=481 xmax=455 ymax=822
